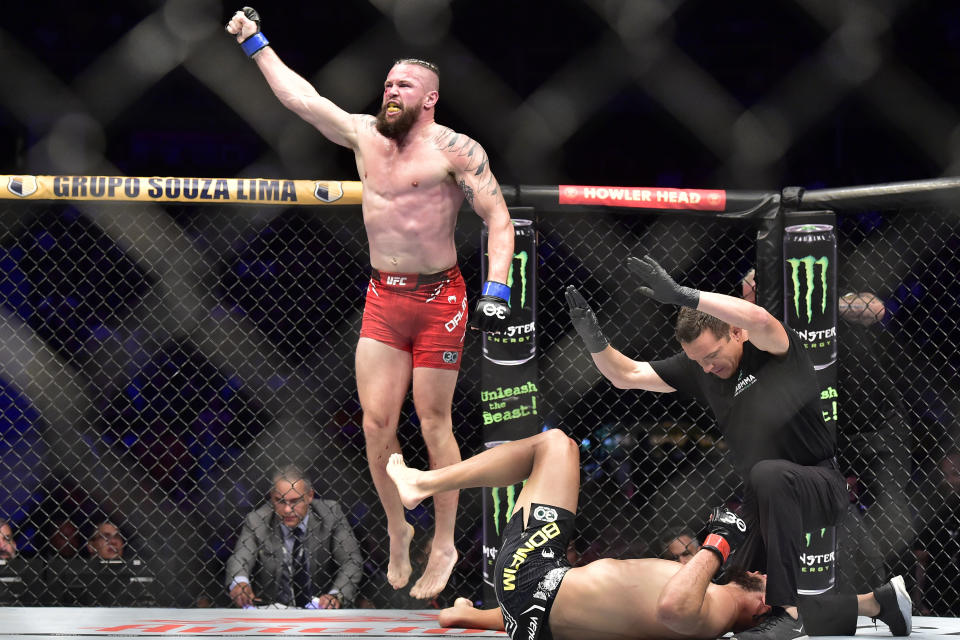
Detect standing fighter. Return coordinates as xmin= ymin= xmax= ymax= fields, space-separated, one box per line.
xmin=566 ymin=256 xmax=848 ymax=640
xmin=226 ymin=8 xmax=515 ymax=599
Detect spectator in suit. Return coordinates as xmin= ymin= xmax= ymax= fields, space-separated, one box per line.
xmin=226 ymin=465 xmax=363 ymax=608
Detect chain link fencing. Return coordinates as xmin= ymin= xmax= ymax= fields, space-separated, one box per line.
xmin=0 ymin=191 xmax=958 ymax=616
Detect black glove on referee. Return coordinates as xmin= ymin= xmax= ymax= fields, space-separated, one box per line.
xmin=628 ymin=255 xmax=700 ymax=308
xmin=565 ymin=286 xmax=609 ymax=353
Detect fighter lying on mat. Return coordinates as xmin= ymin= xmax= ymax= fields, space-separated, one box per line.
xmin=386 ymin=429 xmax=911 ymax=640
xmin=435 ymin=568 xmax=911 ymax=638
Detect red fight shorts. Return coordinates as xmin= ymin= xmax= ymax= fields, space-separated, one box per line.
xmin=359 ymin=265 xmax=468 ymax=370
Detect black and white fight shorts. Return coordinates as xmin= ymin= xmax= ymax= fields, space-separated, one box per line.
xmin=494 ymin=502 xmax=575 ymax=640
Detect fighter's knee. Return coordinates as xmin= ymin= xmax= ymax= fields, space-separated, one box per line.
xmin=362 ymin=416 xmax=396 ymax=437
xmin=418 ymin=417 xmax=454 ymax=445
xmin=541 ymin=428 xmax=579 ymax=459
xmin=748 ymin=459 xmax=792 ymax=492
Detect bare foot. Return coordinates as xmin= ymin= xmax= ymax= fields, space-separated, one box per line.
xmin=386 ymin=521 xmax=414 ymax=590
xmin=386 ymin=452 xmax=429 ymax=509
xmin=410 ymin=544 xmax=458 ymax=600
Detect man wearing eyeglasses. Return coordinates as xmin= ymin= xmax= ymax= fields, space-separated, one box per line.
xmin=226 ymin=465 xmax=363 ymax=608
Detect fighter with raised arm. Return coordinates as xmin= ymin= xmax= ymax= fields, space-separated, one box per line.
xmin=226 ymin=7 xmax=515 ymax=600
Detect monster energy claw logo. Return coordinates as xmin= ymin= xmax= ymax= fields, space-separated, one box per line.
xmin=492 ymin=484 xmax=520 ymax=535
xmin=804 ymin=527 xmax=827 ymax=547
xmin=507 ymin=251 xmax=528 ymax=308
xmin=788 ymin=256 xmax=829 ymax=322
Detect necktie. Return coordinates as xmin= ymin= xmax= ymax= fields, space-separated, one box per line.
xmin=291 ymin=528 xmax=311 ymax=607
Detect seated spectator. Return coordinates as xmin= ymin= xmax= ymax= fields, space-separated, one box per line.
xmin=912 ymin=449 xmax=960 ymax=616
xmin=0 ymin=517 xmax=42 ymax=605
xmin=0 ymin=518 xmax=16 ymax=560
xmin=226 ymin=465 xmax=363 ymax=608
xmin=661 ymin=528 xmax=700 ymax=565
xmin=48 ymin=520 xmax=157 ymax=607
xmin=88 ymin=521 xmax=124 ymax=560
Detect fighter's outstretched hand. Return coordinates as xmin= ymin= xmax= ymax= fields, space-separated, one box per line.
xmin=565 ymin=286 xmax=609 ymax=353
xmin=628 ymin=255 xmax=700 ymax=308
xmin=700 ymin=506 xmax=748 ymax=565
xmin=225 ymin=7 xmax=261 ymax=44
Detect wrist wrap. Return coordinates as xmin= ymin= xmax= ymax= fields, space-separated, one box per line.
xmin=482 ymin=280 xmax=510 ymax=300
xmin=702 ymin=533 xmax=731 ymax=563
xmin=241 ymin=32 xmax=269 ymax=57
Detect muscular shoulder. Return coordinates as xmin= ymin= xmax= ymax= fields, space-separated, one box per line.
xmin=429 ymin=126 xmax=489 ymax=172
xmin=354 ymin=114 xmax=379 ymax=140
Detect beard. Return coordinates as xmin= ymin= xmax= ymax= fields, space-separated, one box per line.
xmin=375 ymin=101 xmax=420 ymax=139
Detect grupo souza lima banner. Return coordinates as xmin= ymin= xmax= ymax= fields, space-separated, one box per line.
xmin=559 ymin=184 xmax=726 ymax=210
xmin=1 ymin=175 xmax=363 ymax=205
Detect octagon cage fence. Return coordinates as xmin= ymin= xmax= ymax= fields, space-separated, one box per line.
xmin=0 ymin=174 xmax=957 ymax=617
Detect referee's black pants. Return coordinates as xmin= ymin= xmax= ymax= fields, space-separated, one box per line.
xmin=731 ymin=458 xmax=848 ymax=608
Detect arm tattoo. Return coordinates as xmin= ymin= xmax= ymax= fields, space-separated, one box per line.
xmin=434 ymin=127 xmax=500 ymax=197
xmin=458 ymin=178 xmax=475 ymax=206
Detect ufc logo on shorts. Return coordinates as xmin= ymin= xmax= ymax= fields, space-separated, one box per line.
xmin=385 ymin=275 xmax=407 ymax=286
xmin=482 ymin=301 xmax=507 ymax=319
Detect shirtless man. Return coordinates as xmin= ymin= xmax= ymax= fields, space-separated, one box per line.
xmin=388 ymin=428 xmax=771 ymax=640
xmin=387 ymin=430 xmax=912 ymax=640
xmin=226 ymin=8 xmax=515 ymax=600
xmin=435 ymin=574 xmax=912 ymax=639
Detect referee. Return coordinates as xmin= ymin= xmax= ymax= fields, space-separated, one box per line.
xmin=566 ymin=255 xmax=847 ymax=640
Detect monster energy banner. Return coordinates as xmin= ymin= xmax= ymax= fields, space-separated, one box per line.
xmin=479 ymin=214 xmax=540 ymax=600
xmin=783 ymin=212 xmax=839 ymax=437
xmin=783 ymin=217 xmax=837 ymax=370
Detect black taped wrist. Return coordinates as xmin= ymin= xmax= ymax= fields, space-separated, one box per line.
xmin=580 ymin=324 xmax=609 ymax=353
xmin=678 ymin=286 xmax=700 ymax=309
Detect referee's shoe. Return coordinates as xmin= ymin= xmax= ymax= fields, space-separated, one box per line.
xmin=872 ymin=575 xmax=912 ymax=636
xmin=731 ymin=607 xmax=808 ymax=640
